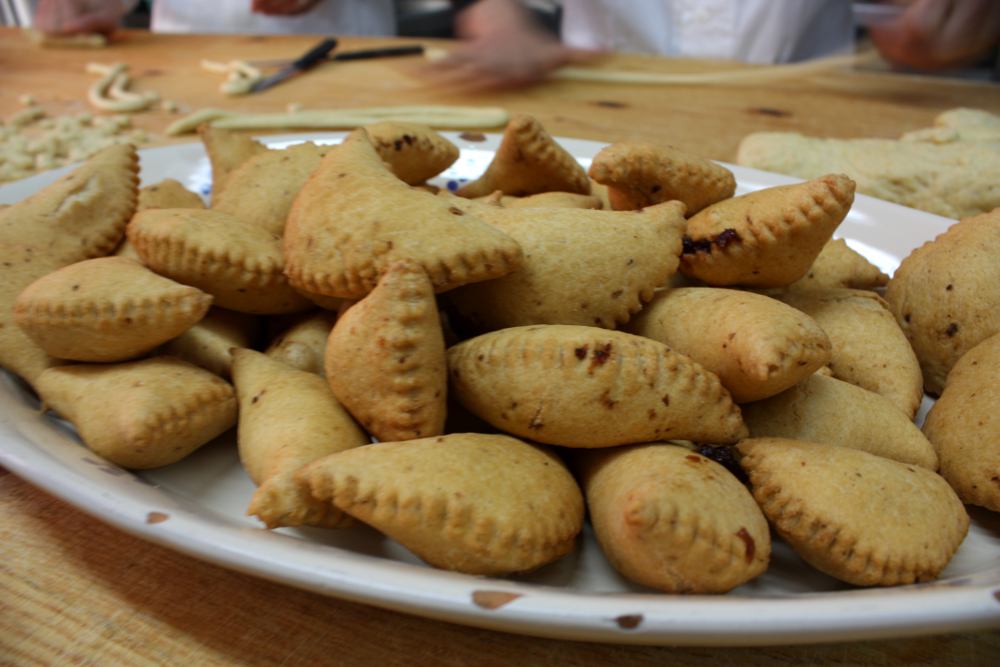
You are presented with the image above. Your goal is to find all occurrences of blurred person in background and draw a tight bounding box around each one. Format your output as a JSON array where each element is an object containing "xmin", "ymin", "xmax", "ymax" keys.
[
  {"xmin": 33, "ymin": 0, "xmax": 1000, "ymax": 87},
  {"xmin": 33, "ymin": 0, "xmax": 395, "ymax": 35}
]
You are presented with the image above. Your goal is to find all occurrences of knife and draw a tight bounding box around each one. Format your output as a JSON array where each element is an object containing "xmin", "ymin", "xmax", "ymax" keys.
[
  {"xmin": 248, "ymin": 44, "xmax": 425, "ymax": 69},
  {"xmin": 249, "ymin": 37, "xmax": 339, "ymax": 94}
]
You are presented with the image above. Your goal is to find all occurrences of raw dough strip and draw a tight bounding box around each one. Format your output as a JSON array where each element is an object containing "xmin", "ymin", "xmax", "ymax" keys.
[
  {"xmin": 200, "ymin": 59, "xmax": 264, "ymax": 96},
  {"xmin": 86, "ymin": 62, "xmax": 160, "ymax": 112},
  {"xmin": 425, "ymin": 47, "xmax": 879, "ymax": 86},
  {"xmin": 166, "ymin": 105, "xmax": 509, "ymax": 135}
]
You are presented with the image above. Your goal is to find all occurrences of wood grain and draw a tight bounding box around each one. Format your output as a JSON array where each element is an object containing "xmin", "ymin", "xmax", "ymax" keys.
[{"xmin": 2, "ymin": 27, "xmax": 1000, "ymax": 665}]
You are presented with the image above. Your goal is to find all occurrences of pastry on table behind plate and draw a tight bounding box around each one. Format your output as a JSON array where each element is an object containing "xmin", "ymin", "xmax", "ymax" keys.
[{"xmin": 737, "ymin": 108, "xmax": 1000, "ymax": 218}]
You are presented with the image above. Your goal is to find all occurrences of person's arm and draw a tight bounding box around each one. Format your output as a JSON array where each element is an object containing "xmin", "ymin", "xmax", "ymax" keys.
[
  {"xmin": 251, "ymin": 0, "xmax": 324, "ymax": 16},
  {"xmin": 33, "ymin": 0, "xmax": 138, "ymax": 36},
  {"xmin": 436, "ymin": 0, "xmax": 596, "ymax": 88},
  {"xmin": 869, "ymin": 0, "xmax": 1000, "ymax": 70}
]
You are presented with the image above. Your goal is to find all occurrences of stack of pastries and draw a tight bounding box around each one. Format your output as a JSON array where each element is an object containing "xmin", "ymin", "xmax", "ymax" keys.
[{"xmin": 2, "ymin": 114, "xmax": 996, "ymax": 594}]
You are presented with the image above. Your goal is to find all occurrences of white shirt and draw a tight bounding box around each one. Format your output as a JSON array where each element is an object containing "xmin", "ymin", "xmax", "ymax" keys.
[
  {"xmin": 151, "ymin": 0, "xmax": 396, "ymax": 35},
  {"xmin": 561, "ymin": 0, "xmax": 856, "ymax": 64}
]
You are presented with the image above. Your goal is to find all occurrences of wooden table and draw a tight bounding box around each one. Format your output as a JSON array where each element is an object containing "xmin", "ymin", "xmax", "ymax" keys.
[{"xmin": 2, "ymin": 28, "xmax": 999, "ymax": 665}]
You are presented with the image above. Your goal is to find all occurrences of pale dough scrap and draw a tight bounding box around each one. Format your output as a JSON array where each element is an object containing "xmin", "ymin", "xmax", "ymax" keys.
[{"xmin": 737, "ymin": 109, "xmax": 1000, "ymax": 218}]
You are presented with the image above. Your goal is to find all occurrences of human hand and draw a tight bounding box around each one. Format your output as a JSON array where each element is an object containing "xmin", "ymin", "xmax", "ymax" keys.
[
  {"xmin": 33, "ymin": 0, "xmax": 129, "ymax": 35},
  {"xmin": 869, "ymin": 0, "xmax": 1000, "ymax": 70},
  {"xmin": 251, "ymin": 0, "xmax": 324, "ymax": 16},
  {"xmin": 431, "ymin": 0, "xmax": 598, "ymax": 89}
]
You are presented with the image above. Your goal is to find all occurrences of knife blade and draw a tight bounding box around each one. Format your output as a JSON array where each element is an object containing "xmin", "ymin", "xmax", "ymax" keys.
[
  {"xmin": 248, "ymin": 45, "xmax": 425, "ymax": 69},
  {"xmin": 249, "ymin": 37, "xmax": 339, "ymax": 94}
]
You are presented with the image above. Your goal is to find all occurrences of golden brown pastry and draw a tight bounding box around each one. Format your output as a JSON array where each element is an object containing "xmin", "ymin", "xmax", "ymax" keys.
[
  {"xmin": 298, "ymin": 433, "xmax": 584, "ymax": 575},
  {"xmin": 364, "ymin": 121, "xmax": 460, "ymax": 185},
  {"xmin": 212, "ymin": 141, "xmax": 331, "ymax": 236},
  {"xmin": 197, "ymin": 124, "xmax": 266, "ymax": 201},
  {"xmin": 232, "ymin": 348, "xmax": 368, "ymax": 529},
  {"xmin": 773, "ymin": 288, "xmax": 923, "ymax": 418},
  {"xmin": 283, "ymin": 129, "xmax": 523, "ymax": 299},
  {"xmin": 13, "ymin": 256, "xmax": 212, "ymax": 362},
  {"xmin": 789, "ymin": 238, "xmax": 888, "ymax": 291},
  {"xmin": 325, "ymin": 260, "xmax": 447, "ymax": 441},
  {"xmin": 576, "ymin": 443, "xmax": 769, "ymax": 593},
  {"xmin": 447, "ymin": 200, "xmax": 686, "ymax": 330},
  {"xmin": 680, "ymin": 174, "xmax": 855, "ymax": 287},
  {"xmin": 627, "ymin": 287, "xmax": 831, "ymax": 403},
  {"xmin": 588, "ymin": 141, "xmax": 735, "ymax": 214},
  {"xmin": 448, "ymin": 325, "xmax": 747, "ymax": 447},
  {"xmin": 456, "ymin": 114, "xmax": 590, "ymax": 198},
  {"xmin": 741, "ymin": 373, "xmax": 937, "ymax": 469},
  {"xmin": 923, "ymin": 332, "xmax": 1000, "ymax": 511},
  {"xmin": 265, "ymin": 310, "xmax": 338, "ymax": 376},
  {"xmin": 738, "ymin": 437, "xmax": 968, "ymax": 586},
  {"xmin": 128, "ymin": 208, "xmax": 313, "ymax": 315},
  {"xmin": 885, "ymin": 208, "xmax": 1000, "ymax": 395},
  {"xmin": 160, "ymin": 307, "xmax": 259, "ymax": 378},
  {"xmin": 35, "ymin": 356, "xmax": 237, "ymax": 469},
  {"xmin": 0, "ymin": 143, "xmax": 138, "ymax": 386}
]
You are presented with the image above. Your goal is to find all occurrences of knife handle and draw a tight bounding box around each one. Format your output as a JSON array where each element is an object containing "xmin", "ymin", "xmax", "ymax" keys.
[
  {"xmin": 332, "ymin": 45, "xmax": 425, "ymax": 61},
  {"xmin": 293, "ymin": 37, "xmax": 339, "ymax": 69}
]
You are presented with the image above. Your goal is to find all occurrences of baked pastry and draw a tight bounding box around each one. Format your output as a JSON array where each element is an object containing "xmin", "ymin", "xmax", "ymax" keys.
[
  {"xmin": 137, "ymin": 178, "xmax": 205, "ymax": 211},
  {"xmin": 160, "ymin": 307, "xmax": 259, "ymax": 379},
  {"xmin": 741, "ymin": 373, "xmax": 937, "ymax": 469},
  {"xmin": 448, "ymin": 324, "xmax": 747, "ymax": 447},
  {"xmin": 364, "ymin": 121, "xmax": 460, "ymax": 185},
  {"xmin": 35, "ymin": 356, "xmax": 237, "ymax": 469},
  {"xmin": 456, "ymin": 114, "xmax": 590, "ymax": 198},
  {"xmin": 922, "ymin": 332, "xmax": 1000, "ymax": 511},
  {"xmin": 885, "ymin": 208, "xmax": 1000, "ymax": 395},
  {"xmin": 325, "ymin": 260, "xmax": 447, "ymax": 441},
  {"xmin": 588, "ymin": 141, "xmax": 735, "ymax": 214},
  {"xmin": 627, "ymin": 287, "xmax": 831, "ymax": 403},
  {"xmin": 265, "ymin": 310, "xmax": 338, "ymax": 376},
  {"xmin": 447, "ymin": 200, "xmax": 686, "ymax": 330},
  {"xmin": 232, "ymin": 348, "xmax": 368, "ymax": 528},
  {"xmin": 679, "ymin": 174, "xmax": 855, "ymax": 287},
  {"xmin": 298, "ymin": 432, "xmax": 584, "ymax": 575},
  {"xmin": 0, "ymin": 143, "xmax": 138, "ymax": 386},
  {"xmin": 773, "ymin": 288, "xmax": 923, "ymax": 417},
  {"xmin": 576, "ymin": 443, "xmax": 769, "ymax": 593},
  {"xmin": 788, "ymin": 238, "xmax": 888, "ymax": 291},
  {"xmin": 212, "ymin": 141, "xmax": 331, "ymax": 236},
  {"xmin": 13, "ymin": 256, "xmax": 212, "ymax": 362},
  {"xmin": 283, "ymin": 129, "xmax": 523, "ymax": 299},
  {"xmin": 197, "ymin": 124, "xmax": 266, "ymax": 201},
  {"xmin": 738, "ymin": 437, "xmax": 968, "ymax": 586},
  {"xmin": 128, "ymin": 208, "xmax": 313, "ymax": 315}
]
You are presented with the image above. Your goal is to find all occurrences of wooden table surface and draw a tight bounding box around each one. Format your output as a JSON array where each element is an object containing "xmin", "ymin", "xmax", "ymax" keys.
[{"xmin": 2, "ymin": 28, "xmax": 999, "ymax": 665}]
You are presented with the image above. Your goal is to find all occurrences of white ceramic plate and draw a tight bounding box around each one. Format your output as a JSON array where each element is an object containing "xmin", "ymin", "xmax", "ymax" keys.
[{"xmin": 2, "ymin": 133, "xmax": 999, "ymax": 647}]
